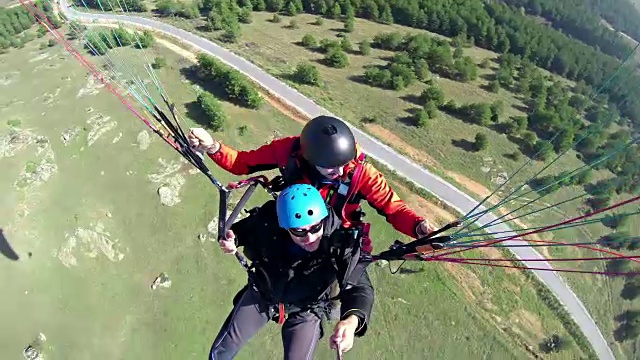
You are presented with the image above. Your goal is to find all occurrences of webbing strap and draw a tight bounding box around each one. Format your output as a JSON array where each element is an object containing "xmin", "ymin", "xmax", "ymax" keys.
[{"xmin": 278, "ymin": 303, "xmax": 286, "ymax": 325}]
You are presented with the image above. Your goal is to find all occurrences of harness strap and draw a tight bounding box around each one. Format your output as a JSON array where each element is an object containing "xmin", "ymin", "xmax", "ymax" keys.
[{"xmin": 278, "ymin": 303, "xmax": 286, "ymax": 325}]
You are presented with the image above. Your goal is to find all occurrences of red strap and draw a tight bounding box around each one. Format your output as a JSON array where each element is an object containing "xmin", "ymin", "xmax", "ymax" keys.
[
  {"xmin": 342, "ymin": 153, "xmax": 367, "ymax": 220},
  {"xmin": 278, "ymin": 303, "xmax": 286, "ymax": 325}
]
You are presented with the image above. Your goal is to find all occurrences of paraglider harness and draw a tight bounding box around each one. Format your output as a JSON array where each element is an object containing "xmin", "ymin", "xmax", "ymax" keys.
[{"xmin": 229, "ymin": 211, "xmax": 368, "ymax": 327}]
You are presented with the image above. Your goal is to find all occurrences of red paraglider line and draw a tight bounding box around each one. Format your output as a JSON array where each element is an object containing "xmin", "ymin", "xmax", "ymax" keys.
[
  {"xmin": 442, "ymin": 238, "xmax": 640, "ymax": 265},
  {"xmin": 19, "ymin": 0, "xmax": 180, "ymax": 150},
  {"xmin": 431, "ymin": 195, "xmax": 640, "ymax": 259},
  {"xmin": 435, "ymin": 258, "xmax": 638, "ymax": 277},
  {"xmin": 435, "ymin": 255, "xmax": 640, "ymax": 262}
]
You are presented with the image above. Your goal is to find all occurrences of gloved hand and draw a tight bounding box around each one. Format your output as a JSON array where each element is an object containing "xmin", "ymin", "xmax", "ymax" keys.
[{"xmin": 188, "ymin": 128, "xmax": 220, "ymax": 154}]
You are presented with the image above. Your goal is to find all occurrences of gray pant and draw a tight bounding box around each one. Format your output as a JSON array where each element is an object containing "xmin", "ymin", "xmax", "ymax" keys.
[{"xmin": 209, "ymin": 286, "xmax": 323, "ymax": 360}]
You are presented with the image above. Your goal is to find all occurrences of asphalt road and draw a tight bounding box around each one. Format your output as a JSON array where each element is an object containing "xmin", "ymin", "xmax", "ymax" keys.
[{"xmin": 55, "ymin": 2, "xmax": 615, "ymax": 358}]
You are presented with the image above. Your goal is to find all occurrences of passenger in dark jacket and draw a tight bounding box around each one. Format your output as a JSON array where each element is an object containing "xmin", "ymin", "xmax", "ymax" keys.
[{"xmin": 209, "ymin": 184, "xmax": 374, "ymax": 360}]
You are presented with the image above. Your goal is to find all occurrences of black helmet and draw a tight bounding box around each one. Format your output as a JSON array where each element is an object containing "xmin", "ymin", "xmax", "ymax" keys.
[{"xmin": 300, "ymin": 115, "xmax": 356, "ymax": 168}]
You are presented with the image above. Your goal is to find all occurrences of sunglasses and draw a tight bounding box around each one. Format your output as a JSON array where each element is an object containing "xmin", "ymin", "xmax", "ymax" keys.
[{"xmin": 288, "ymin": 222, "xmax": 323, "ymax": 237}]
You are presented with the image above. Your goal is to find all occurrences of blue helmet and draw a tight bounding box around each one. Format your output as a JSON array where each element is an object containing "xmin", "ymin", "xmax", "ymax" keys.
[{"xmin": 276, "ymin": 184, "xmax": 329, "ymax": 229}]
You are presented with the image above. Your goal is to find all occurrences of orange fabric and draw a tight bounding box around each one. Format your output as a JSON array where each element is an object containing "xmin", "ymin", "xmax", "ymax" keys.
[{"xmin": 208, "ymin": 137, "xmax": 425, "ymax": 239}]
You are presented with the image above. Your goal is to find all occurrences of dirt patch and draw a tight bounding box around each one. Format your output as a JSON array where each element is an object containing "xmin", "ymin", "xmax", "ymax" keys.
[
  {"xmin": 156, "ymin": 37, "xmax": 198, "ymax": 62},
  {"xmin": 478, "ymin": 246, "xmax": 519, "ymax": 275},
  {"xmin": 259, "ymin": 87, "xmax": 310, "ymax": 125},
  {"xmin": 445, "ymin": 170, "xmax": 498, "ymax": 204},
  {"xmin": 365, "ymin": 123, "xmax": 439, "ymax": 168},
  {"xmin": 510, "ymin": 309, "xmax": 545, "ymax": 343},
  {"xmin": 443, "ymin": 261, "xmax": 483, "ymax": 301}
]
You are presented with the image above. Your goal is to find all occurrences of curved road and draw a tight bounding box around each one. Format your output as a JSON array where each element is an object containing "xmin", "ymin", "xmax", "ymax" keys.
[{"xmin": 57, "ymin": 1, "xmax": 614, "ymax": 358}]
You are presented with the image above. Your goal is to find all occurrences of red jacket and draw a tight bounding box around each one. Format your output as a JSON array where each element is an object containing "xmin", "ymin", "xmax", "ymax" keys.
[{"xmin": 209, "ymin": 136, "xmax": 425, "ymax": 239}]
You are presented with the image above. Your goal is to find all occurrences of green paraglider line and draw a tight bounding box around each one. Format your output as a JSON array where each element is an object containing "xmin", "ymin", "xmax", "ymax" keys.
[{"xmin": 458, "ymin": 42, "xmax": 640, "ymax": 229}]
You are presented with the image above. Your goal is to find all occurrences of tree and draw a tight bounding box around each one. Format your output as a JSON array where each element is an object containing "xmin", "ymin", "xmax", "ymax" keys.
[
  {"xmin": 414, "ymin": 109, "xmax": 428, "ymax": 128},
  {"xmin": 587, "ymin": 195, "xmax": 611, "ymax": 211},
  {"xmin": 601, "ymin": 212, "xmax": 630, "ymax": 230},
  {"xmin": 239, "ymin": 6, "xmax": 253, "ymax": 23},
  {"xmin": 197, "ymin": 92, "xmax": 226, "ymax": 131},
  {"xmin": 469, "ymin": 103, "xmax": 492, "ymax": 126},
  {"xmin": 340, "ymin": 36, "xmax": 352, "ymax": 52},
  {"xmin": 424, "ymin": 101, "xmax": 438, "ymax": 119},
  {"xmin": 522, "ymin": 131, "xmax": 537, "ymax": 148},
  {"xmin": 330, "ymin": 2, "xmax": 341, "ymax": 19},
  {"xmin": 420, "ymin": 86, "xmax": 445, "ymax": 107},
  {"xmin": 474, "ymin": 133, "xmax": 488, "ymax": 151},
  {"xmin": 265, "ymin": 0, "xmax": 283, "ymax": 12},
  {"xmin": 615, "ymin": 310, "xmax": 640, "ymax": 343},
  {"xmin": 533, "ymin": 140, "xmax": 554, "ymax": 161},
  {"xmin": 572, "ymin": 169, "xmax": 592, "ymax": 186},
  {"xmin": 414, "ymin": 59, "xmax": 430, "ymax": 81},
  {"xmin": 539, "ymin": 334, "xmax": 570, "ymax": 354},
  {"xmin": 488, "ymin": 80, "xmax": 500, "ymax": 93},
  {"xmin": 622, "ymin": 277, "xmax": 640, "ymax": 301},
  {"xmin": 490, "ymin": 100, "xmax": 503, "ymax": 122},
  {"xmin": 135, "ymin": 30, "xmax": 154, "ymax": 49},
  {"xmin": 301, "ymin": 34, "xmax": 317, "ymax": 48},
  {"xmin": 598, "ymin": 232, "xmax": 630, "ymax": 251},
  {"xmin": 319, "ymin": 39, "xmax": 341, "ymax": 53},
  {"xmin": 607, "ymin": 259, "xmax": 631, "ymax": 274},
  {"xmin": 292, "ymin": 62, "xmax": 321, "ymax": 86},
  {"xmin": 286, "ymin": 1, "xmax": 298, "ymax": 16},
  {"xmin": 324, "ymin": 50, "xmax": 349, "ymax": 68},
  {"xmin": 221, "ymin": 23, "xmax": 241, "ymax": 43},
  {"xmin": 288, "ymin": 19, "xmax": 299, "ymax": 29},
  {"xmin": 271, "ymin": 13, "xmax": 281, "ymax": 23},
  {"xmin": 379, "ymin": 3, "xmax": 393, "ymax": 24},
  {"xmin": 344, "ymin": 17, "xmax": 354, "ymax": 33},
  {"xmin": 113, "ymin": 26, "xmax": 133, "ymax": 47},
  {"xmin": 156, "ymin": 0, "xmax": 179, "ymax": 15},
  {"xmin": 359, "ymin": 39, "xmax": 371, "ymax": 55},
  {"xmin": 152, "ymin": 56, "xmax": 167, "ymax": 69}
]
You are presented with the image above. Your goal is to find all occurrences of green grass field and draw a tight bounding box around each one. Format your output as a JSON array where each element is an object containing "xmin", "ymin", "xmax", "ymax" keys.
[{"xmin": 0, "ymin": 28, "xmax": 592, "ymax": 359}]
